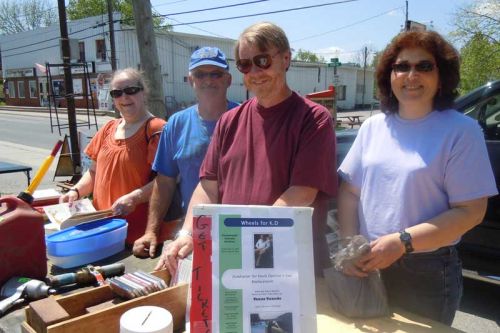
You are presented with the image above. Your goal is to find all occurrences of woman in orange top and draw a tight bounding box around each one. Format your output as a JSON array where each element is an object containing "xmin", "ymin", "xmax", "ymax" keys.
[{"xmin": 60, "ymin": 68, "xmax": 166, "ymax": 245}]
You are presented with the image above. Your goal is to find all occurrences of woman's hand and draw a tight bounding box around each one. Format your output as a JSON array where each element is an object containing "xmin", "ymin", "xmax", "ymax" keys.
[
  {"xmin": 357, "ymin": 233, "xmax": 404, "ymax": 272},
  {"xmin": 340, "ymin": 260, "xmax": 369, "ymax": 278},
  {"xmin": 59, "ymin": 190, "xmax": 79, "ymax": 205},
  {"xmin": 111, "ymin": 189, "xmax": 143, "ymax": 216}
]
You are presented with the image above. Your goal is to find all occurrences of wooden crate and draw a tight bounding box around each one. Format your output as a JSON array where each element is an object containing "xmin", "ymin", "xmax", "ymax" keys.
[{"xmin": 22, "ymin": 269, "xmax": 187, "ymax": 333}]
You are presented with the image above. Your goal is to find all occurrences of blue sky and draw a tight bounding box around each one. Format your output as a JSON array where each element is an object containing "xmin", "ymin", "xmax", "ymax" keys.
[{"xmin": 150, "ymin": 0, "xmax": 475, "ymax": 63}]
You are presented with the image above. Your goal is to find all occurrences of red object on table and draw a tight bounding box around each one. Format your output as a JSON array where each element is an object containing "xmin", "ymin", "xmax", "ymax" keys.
[
  {"xmin": 0, "ymin": 196, "xmax": 47, "ymax": 286},
  {"xmin": 191, "ymin": 216, "xmax": 213, "ymax": 333}
]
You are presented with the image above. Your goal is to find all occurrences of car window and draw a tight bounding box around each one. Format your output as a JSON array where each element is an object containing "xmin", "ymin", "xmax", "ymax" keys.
[{"xmin": 464, "ymin": 92, "xmax": 500, "ymax": 141}]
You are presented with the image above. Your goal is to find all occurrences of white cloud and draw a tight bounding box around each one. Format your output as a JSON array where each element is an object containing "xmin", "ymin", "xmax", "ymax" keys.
[
  {"xmin": 312, "ymin": 46, "xmax": 347, "ymax": 63},
  {"xmin": 387, "ymin": 9, "xmax": 401, "ymax": 17}
]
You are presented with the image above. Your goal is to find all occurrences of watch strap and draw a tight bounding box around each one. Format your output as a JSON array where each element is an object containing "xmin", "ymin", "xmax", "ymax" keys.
[
  {"xmin": 175, "ymin": 229, "xmax": 192, "ymax": 240},
  {"xmin": 399, "ymin": 230, "xmax": 414, "ymax": 253}
]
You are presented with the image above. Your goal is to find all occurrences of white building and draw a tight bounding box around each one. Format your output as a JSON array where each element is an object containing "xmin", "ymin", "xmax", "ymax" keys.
[{"xmin": 0, "ymin": 14, "xmax": 375, "ymax": 113}]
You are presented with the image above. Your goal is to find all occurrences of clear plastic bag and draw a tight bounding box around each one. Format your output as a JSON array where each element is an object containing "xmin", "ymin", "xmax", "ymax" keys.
[{"xmin": 324, "ymin": 235, "xmax": 390, "ymax": 318}]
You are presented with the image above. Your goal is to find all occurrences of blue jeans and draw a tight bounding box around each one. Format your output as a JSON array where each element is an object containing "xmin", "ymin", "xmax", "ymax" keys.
[{"xmin": 380, "ymin": 246, "xmax": 463, "ymax": 325}]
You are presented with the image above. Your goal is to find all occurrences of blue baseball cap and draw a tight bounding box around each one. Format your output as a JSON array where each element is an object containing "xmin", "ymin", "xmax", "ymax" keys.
[{"xmin": 189, "ymin": 46, "xmax": 229, "ymax": 71}]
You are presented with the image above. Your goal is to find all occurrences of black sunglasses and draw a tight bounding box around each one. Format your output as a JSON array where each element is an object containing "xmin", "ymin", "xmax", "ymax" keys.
[
  {"xmin": 192, "ymin": 71, "xmax": 225, "ymax": 80},
  {"xmin": 236, "ymin": 52, "xmax": 280, "ymax": 74},
  {"xmin": 392, "ymin": 60, "xmax": 435, "ymax": 73},
  {"xmin": 109, "ymin": 86, "xmax": 143, "ymax": 98}
]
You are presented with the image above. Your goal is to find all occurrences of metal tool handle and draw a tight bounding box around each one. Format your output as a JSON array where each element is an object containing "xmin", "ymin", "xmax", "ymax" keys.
[
  {"xmin": 0, "ymin": 289, "xmax": 24, "ymax": 317},
  {"xmin": 100, "ymin": 263, "xmax": 125, "ymax": 278},
  {"xmin": 46, "ymin": 273, "xmax": 77, "ymax": 288}
]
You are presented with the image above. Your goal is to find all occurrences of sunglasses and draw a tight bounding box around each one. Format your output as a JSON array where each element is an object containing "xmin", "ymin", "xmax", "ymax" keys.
[
  {"xmin": 392, "ymin": 60, "xmax": 435, "ymax": 73},
  {"xmin": 109, "ymin": 86, "xmax": 143, "ymax": 98},
  {"xmin": 192, "ymin": 71, "xmax": 225, "ymax": 80},
  {"xmin": 236, "ymin": 52, "xmax": 280, "ymax": 74}
]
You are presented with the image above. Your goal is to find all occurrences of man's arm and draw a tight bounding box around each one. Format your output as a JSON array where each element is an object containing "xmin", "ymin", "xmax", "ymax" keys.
[
  {"xmin": 273, "ymin": 185, "xmax": 318, "ymax": 207},
  {"xmin": 133, "ymin": 174, "xmax": 177, "ymax": 257},
  {"xmin": 155, "ymin": 179, "xmax": 218, "ymax": 274}
]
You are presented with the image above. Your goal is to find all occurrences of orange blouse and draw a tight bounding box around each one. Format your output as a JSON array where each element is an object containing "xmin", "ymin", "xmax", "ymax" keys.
[{"xmin": 85, "ymin": 117, "xmax": 165, "ymax": 244}]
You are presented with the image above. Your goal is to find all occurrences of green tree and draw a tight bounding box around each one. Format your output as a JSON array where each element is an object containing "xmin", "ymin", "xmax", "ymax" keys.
[
  {"xmin": 450, "ymin": 0, "xmax": 499, "ymax": 93},
  {"xmin": 0, "ymin": 0, "xmax": 57, "ymax": 34},
  {"xmin": 293, "ymin": 49, "xmax": 325, "ymax": 63},
  {"xmin": 459, "ymin": 33, "xmax": 499, "ymax": 93},
  {"xmin": 67, "ymin": 0, "xmax": 170, "ymax": 30}
]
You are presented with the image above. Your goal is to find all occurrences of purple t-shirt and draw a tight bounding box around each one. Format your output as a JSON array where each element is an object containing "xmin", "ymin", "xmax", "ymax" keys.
[
  {"xmin": 339, "ymin": 110, "xmax": 498, "ymax": 243},
  {"xmin": 201, "ymin": 92, "xmax": 337, "ymax": 271}
]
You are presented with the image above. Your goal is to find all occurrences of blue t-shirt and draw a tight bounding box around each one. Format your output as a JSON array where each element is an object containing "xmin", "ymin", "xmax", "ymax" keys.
[
  {"xmin": 338, "ymin": 110, "xmax": 498, "ymax": 244},
  {"xmin": 153, "ymin": 101, "xmax": 239, "ymax": 211}
]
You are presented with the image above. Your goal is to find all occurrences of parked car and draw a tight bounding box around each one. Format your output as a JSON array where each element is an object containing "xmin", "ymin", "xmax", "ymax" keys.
[
  {"xmin": 333, "ymin": 80, "xmax": 500, "ymax": 282},
  {"xmin": 454, "ymin": 80, "xmax": 500, "ymax": 281}
]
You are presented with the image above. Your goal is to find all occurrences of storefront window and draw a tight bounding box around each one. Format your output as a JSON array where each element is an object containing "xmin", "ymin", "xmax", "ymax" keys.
[
  {"xmin": 29, "ymin": 81, "xmax": 37, "ymax": 98},
  {"xmin": 8, "ymin": 81, "xmax": 15, "ymax": 98},
  {"xmin": 18, "ymin": 81, "xmax": 25, "ymax": 99}
]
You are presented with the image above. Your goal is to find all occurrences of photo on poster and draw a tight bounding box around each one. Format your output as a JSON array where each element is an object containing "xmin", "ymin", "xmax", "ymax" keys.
[
  {"xmin": 250, "ymin": 312, "xmax": 293, "ymax": 333},
  {"xmin": 254, "ymin": 233, "xmax": 274, "ymax": 269}
]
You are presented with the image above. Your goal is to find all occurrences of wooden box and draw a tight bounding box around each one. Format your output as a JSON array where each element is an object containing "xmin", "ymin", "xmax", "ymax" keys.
[{"xmin": 21, "ymin": 269, "xmax": 187, "ymax": 333}]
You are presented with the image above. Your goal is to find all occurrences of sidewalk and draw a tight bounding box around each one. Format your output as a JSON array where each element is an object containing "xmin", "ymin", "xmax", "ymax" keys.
[
  {"xmin": 0, "ymin": 109, "xmax": 113, "ymax": 195},
  {"xmin": 0, "ymin": 140, "xmax": 58, "ymax": 196},
  {"xmin": 0, "ymin": 105, "xmax": 117, "ymax": 117}
]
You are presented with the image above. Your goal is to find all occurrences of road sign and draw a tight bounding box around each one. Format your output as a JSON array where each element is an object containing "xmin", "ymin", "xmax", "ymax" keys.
[{"xmin": 328, "ymin": 58, "xmax": 341, "ymax": 67}]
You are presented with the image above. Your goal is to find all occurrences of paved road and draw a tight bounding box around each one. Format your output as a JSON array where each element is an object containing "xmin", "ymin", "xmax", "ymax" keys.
[
  {"xmin": 0, "ymin": 110, "xmax": 499, "ymax": 332},
  {"xmin": 0, "ymin": 110, "xmax": 112, "ymax": 195}
]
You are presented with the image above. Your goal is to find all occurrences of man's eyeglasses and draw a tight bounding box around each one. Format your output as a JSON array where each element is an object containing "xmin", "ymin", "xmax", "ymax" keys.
[
  {"xmin": 192, "ymin": 71, "xmax": 225, "ymax": 80},
  {"xmin": 109, "ymin": 86, "xmax": 143, "ymax": 98},
  {"xmin": 236, "ymin": 52, "xmax": 280, "ymax": 74},
  {"xmin": 392, "ymin": 60, "xmax": 435, "ymax": 74}
]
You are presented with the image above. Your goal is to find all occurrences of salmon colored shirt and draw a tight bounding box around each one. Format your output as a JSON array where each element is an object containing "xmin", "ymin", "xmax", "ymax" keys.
[{"xmin": 85, "ymin": 117, "xmax": 165, "ymax": 244}]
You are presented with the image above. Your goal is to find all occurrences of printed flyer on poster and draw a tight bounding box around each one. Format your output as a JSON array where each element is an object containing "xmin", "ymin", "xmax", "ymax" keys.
[{"xmin": 190, "ymin": 204, "xmax": 317, "ymax": 333}]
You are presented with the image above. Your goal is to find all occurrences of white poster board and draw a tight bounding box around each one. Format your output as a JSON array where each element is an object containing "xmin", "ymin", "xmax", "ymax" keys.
[{"xmin": 191, "ymin": 204, "xmax": 317, "ymax": 333}]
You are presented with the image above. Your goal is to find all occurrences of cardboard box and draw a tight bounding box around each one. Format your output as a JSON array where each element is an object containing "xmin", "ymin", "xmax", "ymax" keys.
[{"xmin": 22, "ymin": 269, "xmax": 187, "ymax": 333}]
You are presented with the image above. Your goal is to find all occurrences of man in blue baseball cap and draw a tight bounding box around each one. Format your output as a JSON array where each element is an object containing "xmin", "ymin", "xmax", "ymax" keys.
[{"xmin": 133, "ymin": 46, "xmax": 238, "ymax": 257}]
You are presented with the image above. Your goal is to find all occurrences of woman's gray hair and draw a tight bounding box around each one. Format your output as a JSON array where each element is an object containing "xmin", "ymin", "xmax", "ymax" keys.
[{"xmin": 110, "ymin": 68, "xmax": 150, "ymax": 97}]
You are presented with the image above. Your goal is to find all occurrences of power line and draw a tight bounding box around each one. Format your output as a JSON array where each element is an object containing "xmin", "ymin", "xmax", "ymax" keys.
[
  {"xmin": 1, "ymin": 22, "xmax": 107, "ymax": 53},
  {"xmin": 167, "ymin": 0, "xmax": 359, "ymax": 26},
  {"xmin": 292, "ymin": 6, "xmax": 404, "ymax": 43},
  {"xmin": 2, "ymin": 0, "xmax": 361, "ymax": 57},
  {"xmin": 165, "ymin": 17, "xmax": 230, "ymax": 39},
  {"xmin": 3, "ymin": 1, "xmax": 267, "ymax": 53},
  {"xmin": 120, "ymin": 0, "xmax": 271, "ymax": 25},
  {"xmin": 159, "ymin": 0, "xmax": 270, "ymax": 17},
  {"xmin": 153, "ymin": 0, "xmax": 189, "ymax": 8}
]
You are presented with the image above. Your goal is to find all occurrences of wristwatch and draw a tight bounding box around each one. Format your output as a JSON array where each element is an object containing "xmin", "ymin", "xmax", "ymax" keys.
[
  {"xmin": 175, "ymin": 229, "xmax": 192, "ymax": 240},
  {"xmin": 399, "ymin": 230, "xmax": 414, "ymax": 253}
]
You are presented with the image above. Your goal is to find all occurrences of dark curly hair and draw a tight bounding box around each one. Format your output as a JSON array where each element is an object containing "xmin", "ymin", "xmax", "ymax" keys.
[{"xmin": 376, "ymin": 30, "xmax": 460, "ymax": 114}]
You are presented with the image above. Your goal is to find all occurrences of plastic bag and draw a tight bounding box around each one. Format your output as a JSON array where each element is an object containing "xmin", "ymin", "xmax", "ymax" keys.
[{"xmin": 324, "ymin": 235, "xmax": 389, "ymax": 318}]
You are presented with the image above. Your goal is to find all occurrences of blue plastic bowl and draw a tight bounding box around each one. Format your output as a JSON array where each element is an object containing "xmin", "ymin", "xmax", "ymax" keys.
[{"xmin": 46, "ymin": 218, "xmax": 128, "ymax": 268}]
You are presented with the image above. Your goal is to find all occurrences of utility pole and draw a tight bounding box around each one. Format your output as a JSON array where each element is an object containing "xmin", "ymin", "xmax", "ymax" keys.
[
  {"xmin": 362, "ymin": 46, "xmax": 367, "ymax": 108},
  {"xmin": 106, "ymin": 0, "xmax": 117, "ymax": 71},
  {"xmin": 106, "ymin": 0, "xmax": 120, "ymax": 118},
  {"xmin": 57, "ymin": 0, "xmax": 81, "ymax": 178},
  {"xmin": 405, "ymin": 0, "xmax": 410, "ymax": 31},
  {"xmin": 132, "ymin": 1, "xmax": 166, "ymax": 118}
]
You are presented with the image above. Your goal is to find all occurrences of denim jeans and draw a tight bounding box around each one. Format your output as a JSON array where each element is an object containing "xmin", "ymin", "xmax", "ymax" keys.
[{"xmin": 380, "ymin": 246, "xmax": 463, "ymax": 325}]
